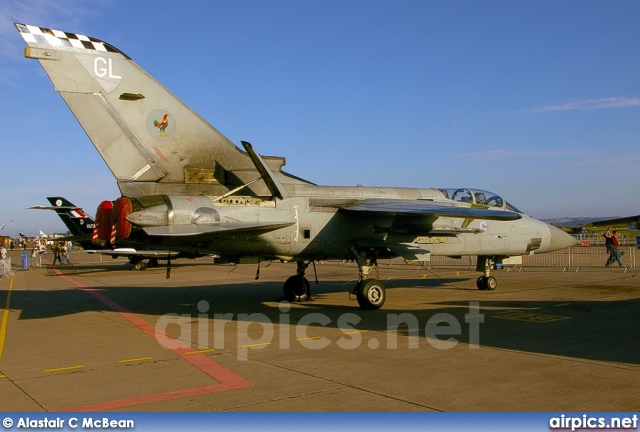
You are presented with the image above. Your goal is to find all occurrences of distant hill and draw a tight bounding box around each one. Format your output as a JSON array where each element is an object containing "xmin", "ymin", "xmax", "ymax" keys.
[{"xmin": 541, "ymin": 217, "xmax": 618, "ymax": 227}]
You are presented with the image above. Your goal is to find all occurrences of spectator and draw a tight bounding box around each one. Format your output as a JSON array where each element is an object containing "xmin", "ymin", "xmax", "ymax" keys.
[
  {"xmin": 605, "ymin": 230, "xmax": 624, "ymax": 267},
  {"xmin": 603, "ymin": 227, "xmax": 613, "ymax": 254},
  {"xmin": 60, "ymin": 244, "xmax": 72, "ymax": 266},
  {"xmin": 52, "ymin": 242, "xmax": 61, "ymax": 266}
]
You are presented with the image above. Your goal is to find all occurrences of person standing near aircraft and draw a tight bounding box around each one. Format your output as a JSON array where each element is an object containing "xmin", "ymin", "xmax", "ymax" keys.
[
  {"xmin": 30, "ymin": 247, "xmax": 38, "ymax": 266},
  {"xmin": 60, "ymin": 243, "xmax": 71, "ymax": 266},
  {"xmin": 0, "ymin": 244, "xmax": 6, "ymax": 276},
  {"xmin": 603, "ymin": 227, "xmax": 613, "ymax": 253},
  {"xmin": 605, "ymin": 230, "xmax": 624, "ymax": 267},
  {"xmin": 52, "ymin": 242, "xmax": 61, "ymax": 266}
]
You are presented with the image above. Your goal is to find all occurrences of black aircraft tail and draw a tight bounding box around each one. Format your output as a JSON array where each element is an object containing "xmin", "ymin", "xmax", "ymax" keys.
[
  {"xmin": 28, "ymin": 197, "xmax": 95, "ymax": 249},
  {"xmin": 45, "ymin": 197, "xmax": 95, "ymax": 237}
]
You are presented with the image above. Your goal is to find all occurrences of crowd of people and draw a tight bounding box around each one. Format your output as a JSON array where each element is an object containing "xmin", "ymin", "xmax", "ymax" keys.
[{"xmin": 0, "ymin": 239, "xmax": 75, "ymax": 270}]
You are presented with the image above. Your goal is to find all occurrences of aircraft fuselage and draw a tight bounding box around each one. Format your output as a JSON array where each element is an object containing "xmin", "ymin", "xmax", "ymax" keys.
[{"xmin": 122, "ymin": 184, "xmax": 563, "ymax": 263}]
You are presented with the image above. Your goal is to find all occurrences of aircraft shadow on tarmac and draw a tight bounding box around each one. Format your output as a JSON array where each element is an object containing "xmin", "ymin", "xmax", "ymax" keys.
[{"xmin": 1, "ymin": 274, "xmax": 638, "ymax": 366}]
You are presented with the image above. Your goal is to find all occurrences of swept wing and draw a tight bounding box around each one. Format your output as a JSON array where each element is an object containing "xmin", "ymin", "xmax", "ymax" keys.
[{"xmin": 328, "ymin": 199, "xmax": 522, "ymax": 221}]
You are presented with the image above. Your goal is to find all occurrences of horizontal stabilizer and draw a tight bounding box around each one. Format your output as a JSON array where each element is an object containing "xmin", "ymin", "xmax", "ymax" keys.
[
  {"xmin": 28, "ymin": 205, "xmax": 82, "ymax": 211},
  {"xmin": 143, "ymin": 221, "xmax": 294, "ymax": 237},
  {"xmin": 338, "ymin": 199, "xmax": 522, "ymax": 221}
]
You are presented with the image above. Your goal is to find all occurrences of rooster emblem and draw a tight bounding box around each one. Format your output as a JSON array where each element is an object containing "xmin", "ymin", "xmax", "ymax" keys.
[{"xmin": 153, "ymin": 113, "xmax": 169, "ymax": 137}]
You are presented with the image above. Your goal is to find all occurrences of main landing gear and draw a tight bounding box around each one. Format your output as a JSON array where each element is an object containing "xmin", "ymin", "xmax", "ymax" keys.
[
  {"xmin": 282, "ymin": 251, "xmax": 387, "ymax": 310},
  {"xmin": 129, "ymin": 257, "xmax": 159, "ymax": 271},
  {"xmin": 282, "ymin": 261, "xmax": 312, "ymax": 302},
  {"xmin": 350, "ymin": 248, "xmax": 386, "ymax": 310},
  {"xmin": 476, "ymin": 256, "xmax": 497, "ymax": 291}
]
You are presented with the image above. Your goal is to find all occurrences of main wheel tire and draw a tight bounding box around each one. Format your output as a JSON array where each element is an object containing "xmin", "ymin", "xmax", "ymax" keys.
[
  {"xmin": 483, "ymin": 276, "xmax": 497, "ymax": 291},
  {"xmin": 477, "ymin": 276, "xmax": 486, "ymax": 290},
  {"xmin": 356, "ymin": 279, "xmax": 386, "ymax": 310},
  {"xmin": 283, "ymin": 275, "xmax": 311, "ymax": 302}
]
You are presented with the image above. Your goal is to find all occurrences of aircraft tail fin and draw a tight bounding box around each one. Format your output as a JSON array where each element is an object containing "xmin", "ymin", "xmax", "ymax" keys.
[
  {"xmin": 16, "ymin": 23, "xmax": 298, "ymax": 197},
  {"xmin": 45, "ymin": 197, "xmax": 95, "ymax": 237}
]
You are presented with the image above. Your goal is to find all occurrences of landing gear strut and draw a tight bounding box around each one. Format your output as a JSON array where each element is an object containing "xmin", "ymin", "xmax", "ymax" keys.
[
  {"xmin": 283, "ymin": 261, "xmax": 312, "ymax": 302},
  {"xmin": 351, "ymin": 248, "xmax": 386, "ymax": 310},
  {"xmin": 476, "ymin": 256, "xmax": 497, "ymax": 291}
]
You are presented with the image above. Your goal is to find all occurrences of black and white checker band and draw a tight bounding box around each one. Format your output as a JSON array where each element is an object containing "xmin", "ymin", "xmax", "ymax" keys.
[{"xmin": 15, "ymin": 23, "xmax": 127, "ymax": 58}]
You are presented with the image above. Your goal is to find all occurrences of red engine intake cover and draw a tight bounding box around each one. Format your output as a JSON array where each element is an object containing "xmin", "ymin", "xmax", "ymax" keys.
[
  {"xmin": 111, "ymin": 197, "xmax": 133, "ymax": 241},
  {"xmin": 94, "ymin": 201, "xmax": 114, "ymax": 246}
]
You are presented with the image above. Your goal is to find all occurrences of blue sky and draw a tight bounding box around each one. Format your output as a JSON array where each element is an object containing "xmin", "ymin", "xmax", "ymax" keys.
[{"xmin": 1, "ymin": 0, "xmax": 639, "ymax": 237}]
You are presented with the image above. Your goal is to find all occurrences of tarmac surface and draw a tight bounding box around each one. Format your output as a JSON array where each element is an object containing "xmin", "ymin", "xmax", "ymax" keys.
[{"xmin": 0, "ymin": 252, "xmax": 638, "ymax": 412}]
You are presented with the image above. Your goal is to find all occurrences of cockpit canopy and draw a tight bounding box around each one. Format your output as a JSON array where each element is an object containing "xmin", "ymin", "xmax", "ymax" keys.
[{"xmin": 438, "ymin": 188, "xmax": 522, "ymax": 213}]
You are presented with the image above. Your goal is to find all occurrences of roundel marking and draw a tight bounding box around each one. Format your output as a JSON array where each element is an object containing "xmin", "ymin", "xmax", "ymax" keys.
[
  {"xmin": 146, "ymin": 110, "xmax": 176, "ymax": 141},
  {"xmin": 55, "ymin": 199, "xmax": 62, "ymax": 206}
]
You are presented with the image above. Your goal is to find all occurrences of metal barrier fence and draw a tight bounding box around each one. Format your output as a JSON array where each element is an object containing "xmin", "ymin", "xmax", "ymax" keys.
[
  {"xmin": 31, "ymin": 251, "xmax": 132, "ymax": 267},
  {"xmin": 515, "ymin": 246, "xmax": 635, "ymax": 270},
  {"xmin": 3, "ymin": 246, "xmax": 638, "ymax": 274},
  {"xmin": 390, "ymin": 245, "xmax": 637, "ymax": 271},
  {"xmin": 576, "ymin": 233, "xmax": 639, "ymax": 247},
  {"xmin": 1, "ymin": 258, "xmax": 15, "ymax": 277}
]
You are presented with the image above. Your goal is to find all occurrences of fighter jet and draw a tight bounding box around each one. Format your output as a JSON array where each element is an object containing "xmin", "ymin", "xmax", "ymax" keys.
[
  {"xmin": 28, "ymin": 197, "xmax": 198, "ymax": 270},
  {"xmin": 590, "ymin": 215, "xmax": 640, "ymax": 232},
  {"xmin": 16, "ymin": 23, "xmax": 576, "ymax": 309}
]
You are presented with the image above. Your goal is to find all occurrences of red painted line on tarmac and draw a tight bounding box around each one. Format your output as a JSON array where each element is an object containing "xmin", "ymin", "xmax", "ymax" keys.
[
  {"xmin": 50, "ymin": 269, "xmax": 253, "ymax": 412},
  {"xmin": 60, "ymin": 382, "xmax": 249, "ymax": 411}
]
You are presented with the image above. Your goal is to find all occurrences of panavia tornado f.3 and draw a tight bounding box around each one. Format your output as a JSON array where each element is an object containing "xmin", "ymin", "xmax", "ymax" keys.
[{"xmin": 16, "ymin": 23, "xmax": 576, "ymax": 309}]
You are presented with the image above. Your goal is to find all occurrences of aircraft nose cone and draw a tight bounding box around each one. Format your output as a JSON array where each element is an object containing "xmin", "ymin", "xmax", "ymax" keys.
[{"xmin": 546, "ymin": 224, "xmax": 578, "ymax": 252}]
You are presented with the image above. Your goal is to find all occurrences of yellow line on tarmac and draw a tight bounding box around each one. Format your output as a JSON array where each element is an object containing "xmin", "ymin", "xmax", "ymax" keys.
[
  {"xmin": 0, "ymin": 278, "xmax": 14, "ymax": 362},
  {"xmin": 242, "ymin": 342, "xmax": 271, "ymax": 348},
  {"xmin": 183, "ymin": 348, "xmax": 215, "ymax": 355},
  {"xmin": 0, "ymin": 374, "xmax": 6, "ymax": 379},
  {"xmin": 43, "ymin": 365, "xmax": 84, "ymax": 373},
  {"xmin": 343, "ymin": 330, "xmax": 369, "ymax": 335},
  {"xmin": 117, "ymin": 356, "xmax": 153, "ymax": 363},
  {"xmin": 295, "ymin": 336, "xmax": 323, "ymax": 341}
]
